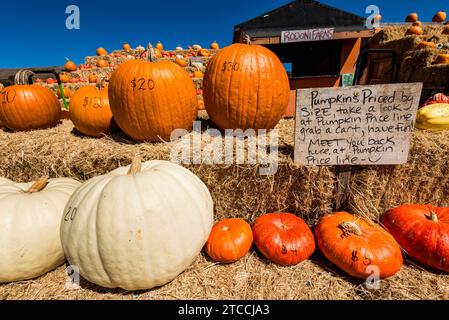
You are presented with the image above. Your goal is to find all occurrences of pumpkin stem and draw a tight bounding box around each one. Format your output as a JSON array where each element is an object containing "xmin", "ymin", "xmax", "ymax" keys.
[
  {"xmin": 428, "ymin": 212, "xmax": 439, "ymax": 222},
  {"xmin": 338, "ymin": 221, "xmax": 362, "ymax": 236},
  {"xmin": 128, "ymin": 157, "xmax": 142, "ymax": 175},
  {"xmin": 26, "ymin": 176, "xmax": 49, "ymax": 193}
]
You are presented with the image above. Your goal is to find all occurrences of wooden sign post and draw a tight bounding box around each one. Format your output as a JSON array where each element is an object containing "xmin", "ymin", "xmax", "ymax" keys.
[{"xmin": 294, "ymin": 83, "xmax": 423, "ymax": 210}]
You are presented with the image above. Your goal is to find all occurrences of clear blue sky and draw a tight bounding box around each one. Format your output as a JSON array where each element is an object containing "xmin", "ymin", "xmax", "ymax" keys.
[{"xmin": 0, "ymin": 0, "xmax": 446, "ymax": 68}]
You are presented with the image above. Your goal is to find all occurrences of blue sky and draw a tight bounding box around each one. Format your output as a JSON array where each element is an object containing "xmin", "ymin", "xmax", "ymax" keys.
[{"xmin": 0, "ymin": 0, "xmax": 445, "ymax": 68}]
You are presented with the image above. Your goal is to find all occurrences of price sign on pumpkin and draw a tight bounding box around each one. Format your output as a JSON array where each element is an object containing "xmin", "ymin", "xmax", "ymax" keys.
[{"xmin": 294, "ymin": 83, "xmax": 423, "ymax": 166}]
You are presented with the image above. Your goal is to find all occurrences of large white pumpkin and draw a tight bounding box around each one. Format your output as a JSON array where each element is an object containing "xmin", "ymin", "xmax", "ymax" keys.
[
  {"xmin": 0, "ymin": 176, "xmax": 81, "ymax": 283},
  {"xmin": 60, "ymin": 159, "xmax": 214, "ymax": 290}
]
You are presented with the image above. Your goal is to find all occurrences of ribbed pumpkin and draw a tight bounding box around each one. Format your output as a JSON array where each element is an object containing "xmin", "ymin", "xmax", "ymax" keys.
[
  {"xmin": 382, "ymin": 205, "xmax": 449, "ymax": 273},
  {"xmin": 108, "ymin": 50, "xmax": 198, "ymax": 142},
  {"xmin": 69, "ymin": 84, "xmax": 113, "ymax": 137},
  {"xmin": 203, "ymin": 43, "xmax": 290, "ymax": 130},
  {"xmin": 0, "ymin": 84, "xmax": 61, "ymax": 131},
  {"xmin": 315, "ymin": 212, "xmax": 403, "ymax": 279}
]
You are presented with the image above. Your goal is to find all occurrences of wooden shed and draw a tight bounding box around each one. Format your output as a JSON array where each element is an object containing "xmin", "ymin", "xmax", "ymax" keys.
[{"xmin": 233, "ymin": 0, "xmax": 374, "ymax": 116}]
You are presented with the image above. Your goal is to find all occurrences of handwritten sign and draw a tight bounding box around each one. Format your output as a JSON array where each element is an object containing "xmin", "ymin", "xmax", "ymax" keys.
[
  {"xmin": 281, "ymin": 28, "xmax": 334, "ymax": 43},
  {"xmin": 294, "ymin": 83, "xmax": 423, "ymax": 166}
]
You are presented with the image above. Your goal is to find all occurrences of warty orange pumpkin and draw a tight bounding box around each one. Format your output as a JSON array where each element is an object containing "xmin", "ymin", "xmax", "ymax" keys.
[
  {"xmin": 69, "ymin": 83, "xmax": 113, "ymax": 137},
  {"xmin": 206, "ymin": 218, "xmax": 253, "ymax": 263},
  {"xmin": 382, "ymin": 204, "xmax": 449, "ymax": 273},
  {"xmin": 203, "ymin": 43, "xmax": 290, "ymax": 130},
  {"xmin": 108, "ymin": 46, "xmax": 198, "ymax": 142},
  {"xmin": 0, "ymin": 84, "xmax": 61, "ymax": 131},
  {"xmin": 252, "ymin": 213, "xmax": 315, "ymax": 266},
  {"xmin": 315, "ymin": 212, "xmax": 403, "ymax": 279}
]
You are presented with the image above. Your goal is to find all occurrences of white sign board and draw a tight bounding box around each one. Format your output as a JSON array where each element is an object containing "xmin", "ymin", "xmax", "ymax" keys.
[
  {"xmin": 281, "ymin": 28, "xmax": 334, "ymax": 43},
  {"xmin": 294, "ymin": 83, "xmax": 423, "ymax": 166}
]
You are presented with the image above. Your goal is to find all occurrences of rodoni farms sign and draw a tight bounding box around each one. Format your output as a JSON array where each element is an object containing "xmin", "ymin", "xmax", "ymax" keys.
[
  {"xmin": 281, "ymin": 28, "xmax": 334, "ymax": 43},
  {"xmin": 294, "ymin": 83, "xmax": 423, "ymax": 166}
]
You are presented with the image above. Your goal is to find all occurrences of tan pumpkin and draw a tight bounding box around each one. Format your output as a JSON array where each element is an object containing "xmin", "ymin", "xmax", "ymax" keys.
[
  {"xmin": 69, "ymin": 84, "xmax": 113, "ymax": 137},
  {"xmin": 203, "ymin": 43, "xmax": 290, "ymax": 130},
  {"xmin": 108, "ymin": 53, "xmax": 198, "ymax": 142},
  {"xmin": 0, "ymin": 84, "xmax": 61, "ymax": 131}
]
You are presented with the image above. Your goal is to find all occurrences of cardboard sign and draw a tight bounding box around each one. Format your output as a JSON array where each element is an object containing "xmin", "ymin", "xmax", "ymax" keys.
[
  {"xmin": 294, "ymin": 83, "xmax": 423, "ymax": 166},
  {"xmin": 281, "ymin": 28, "xmax": 334, "ymax": 43}
]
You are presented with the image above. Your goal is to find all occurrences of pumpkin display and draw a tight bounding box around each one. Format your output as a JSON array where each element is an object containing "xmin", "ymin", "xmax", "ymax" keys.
[
  {"xmin": 108, "ymin": 50, "xmax": 198, "ymax": 142},
  {"xmin": 382, "ymin": 205, "xmax": 449, "ymax": 273},
  {"xmin": 406, "ymin": 13, "xmax": 419, "ymax": 23},
  {"xmin": 203, "ymin": 43, "xmax": 290, "ymax": 130},
  {"xmin": 315, "ymin": 212, "xmax": 403, "ymax": 279},
  {"xmin": 60, "ymin": 158, "xmax": 214, "ymax": 290},
  {"xmin": 210, "ymin": 41, "xmax": 220, "ymax": 50},
  {"xmin": 433, "ymin": 11, "xmax": 447, "ymax": 23},
  {"xmin": 206, "ymin": 218, "xmax": 253, "ymax": 263},
  {"xmin": 96, "ymin": 59, "xmax": 109, "ymax": 68},
  {"xmin": 417, "ymin": 41, "xmax": 436, "ymax": 50},
  {"xmin": 59, "ymin": 73, "xmax": 70, "ymax": 83},
  {"xmin": 406, "ymin": 25, "xmax": 424, "ymax": 36},
  {"xmin": 69, "ymin": 84, "xmax": 113, "ymax": 137},
  {"xmin": 0, "ymin": 84, "xmax": 61, "ymax": 131},
  {"xmin": 434, "ymin": 53, "xmax": 449, "ymax": 65},
  {"xmin": 252, "ymin": 213, "xmax": 315, "ymax": 266},
  {"xmin": 123, "ymin": 43, "xmax": 131, "ymax": 52},
  {"xmin": 57, "ymin": 87, "xmax": 73, "ymax": 99},
  {"xmin": 65, "ymin": 59, "xmax": 77, "ymax": 72},
  {"xmin": 416, "ymin": 103, "xmax": 449, "ymax": 130},
  {"xmin": 97, "ymin": 47, "xmax": 108, "ymax": 56},
  {"xmin": 156, "ymin": 41, "xmax": 164, "ymax": 51},
  {"xmin": 88, "ymin": 74, "xmax": 98, "ymax": 83},
  {"xmin": 0, "ymin": 176, "xmax": 81, "ymax": 283}
]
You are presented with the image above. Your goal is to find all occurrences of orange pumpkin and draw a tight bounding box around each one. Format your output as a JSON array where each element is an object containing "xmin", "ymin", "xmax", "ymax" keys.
[
  {"xmin": 65, "ymin": 59, "xmax": 77, "ymax": 72},
  {"xmin": 434, "ymin": 53, "xmax": 449, "ymax": 65},
  {"xmin": 59, "ymin": 73, "xmax": 70, "ymax": 83},
  {"xmin": 154, "ymin": 49, "xmax": 163, "ymax": 59},
  {"xmin": 433, "ymin": 11, "xmax": 447, "ymax": 23},
  {"xmin": 406, "ymin": 25, "xmax": 424, "ymax": 36},
  {"xmin": 193, "ymin": 70, "xmax": 204, "ymax": 78},
  {"xmin": 252, "ymin": 213, "xmax": 315, "ymax": 266},
  {"xmin": 198, "ymin": 99, "xmax": 205, "ymax": 110},
  {"xmin": 88, "ymin": 74, "xmax": 98, "ymax": 83},
  {"xmin": 382, "ymin": 205, "xmax": 449, "ymax": 273},
  {"xmin": 406, "ymin": 13, "xmax": 419, "ymax": 23},
  {"xmin": 96, "ymin": 47, "xmax": 108, "ymax": 56},
  {"xmin": 206, "ymin": 218, "xmax": 253, "ymax": 263},
  {"xmin": 123, "ymin": 43, "xmax": 131, "ymax": 52},
  {"xmin": 96, "ymin": 59, "xmax": 109, "ymax": 68},
  {"xmin": 69, "ymin": 84, "xmax": 113, "ymax": 137},
  {"xmin": 57, "ymin": 87, "xmax": 73, "ymax": 99},
  {"xmin": 210, "ymin": 41, "xmax": 220, "ymax": 50},
  {"xmin": 199, "ymin": 49, "xmax": 211, "ymax": 57},
  {"xmin": 417, "ymin": 41, "xmax": 436, "ymax": 50},
  {"xmin": 412, "ymin": 21, "xmax": 423, "ymax": 28},
  {"xmin": 174, "ymin": 58, "xmax": 188, "ymax": 67},
  {"xmin": 0, "ymin": 85, "xmax": 61, "ymax": 131},
  {"xmin": 108, "ymin": 59, "xmax": 198, "ymax": 142},
  {"xmin": 315, "ymin": 212, "xmax": 403, "ymax": 279},
  {"xmin": 156, "ymin": 41, "xmax": 164, "ymax": 51},
  {"xmin": 203, "ymin": 43, "xmax": 290, "ymax": 130}
]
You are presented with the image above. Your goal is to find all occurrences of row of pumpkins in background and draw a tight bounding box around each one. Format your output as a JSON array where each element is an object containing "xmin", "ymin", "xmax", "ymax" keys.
[
  {"xmin": 0, "ymin": 41, "xmax": 290, "ymax": 141},
  {"xmin": 1, "ymin": 158, "xmax": 448, "ymax": 290}
]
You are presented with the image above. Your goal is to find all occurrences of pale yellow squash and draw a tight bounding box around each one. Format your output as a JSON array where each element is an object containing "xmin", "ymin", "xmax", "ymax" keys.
[{"xmin": 416, "ymin": 103, "xmax": 449, "ymax": 131}]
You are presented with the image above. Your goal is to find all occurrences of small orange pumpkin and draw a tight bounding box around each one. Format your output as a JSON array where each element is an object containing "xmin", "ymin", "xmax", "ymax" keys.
[
  {"xmin": 198, "ymin": 99, "xmax": 205, "ymax": 110},
  {"xmin": 123, "ymin": 43, "xmax": 131, "ymax": 52},
  {"xmin": 206, "ymin": 218, "xmax": 253, "ymax": 263},
  {"xmin": 65, "ymin": 59, "xmax": 77, "ymax": 72},
  {"xmin": 96, "ymin": 59, "xmax": 109, "ymax": 68},
  {"xmin": 174, "ymin": 58, "xmax": 188, "ymax": 67},
  {"xmin": 433, "ymin": 11, "xmax": 447, "ymax": 23},
  {"xmin": 193, "ymin": 70, "xmax": 204, "ymax": 78},
  {"xmin": 59, "ymin": 73, "xmax": 70, "ymax": 83},
  {"xmin": 69, "ymin": 84, "xmax": 113, "ymax": 137},
  {"xmin": 406, "ymin": 25, "xmax": 424, "ymax": 36},
  {"xmin": 57, "ymin": 87, "xmax": 73, "ymax": 99},
  {"xmin": 412, "ymin": 21, "xmax": 423, "ymax": 28},
  {"xmin": 406, "ymin": 13, "xmax": 419, "ymax": 23},
  {"xmin": 0, "ymin": 85, "xmax": 61, "ymax": 131},
  {"xmin": 210, "ymin": 41, "xmax": 220, "ymax": 50},
  {"xmin": 156, "ymin": 41, "xmax": 164, "ymax": 51},
  {"xmin": 88, "ymin": 74, "xmax": 98, "ymax": 83},
  {"xmin": 315, "ymin": 212, "xmax": 403, "ymax": 279},
  {"xmin": 96, "ymin": 47, "xmax": 108, "ymax": 56},
  {"xmin": 252, "ymin": 213, "xmax": 315, "ymax": 266},
  {"xmin": 199, "ymin": 49, "xmax": 211, "ymax": 57}
]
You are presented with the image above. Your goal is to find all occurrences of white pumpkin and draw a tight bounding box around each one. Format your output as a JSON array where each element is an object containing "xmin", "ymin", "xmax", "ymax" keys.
[
  {"xmin": 0, "ymin": 176, "xmax": 81, "ymax": 283},
  {"xmin": 60, "ymin": 158, "xmax": 214, "ymax": 290}
]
